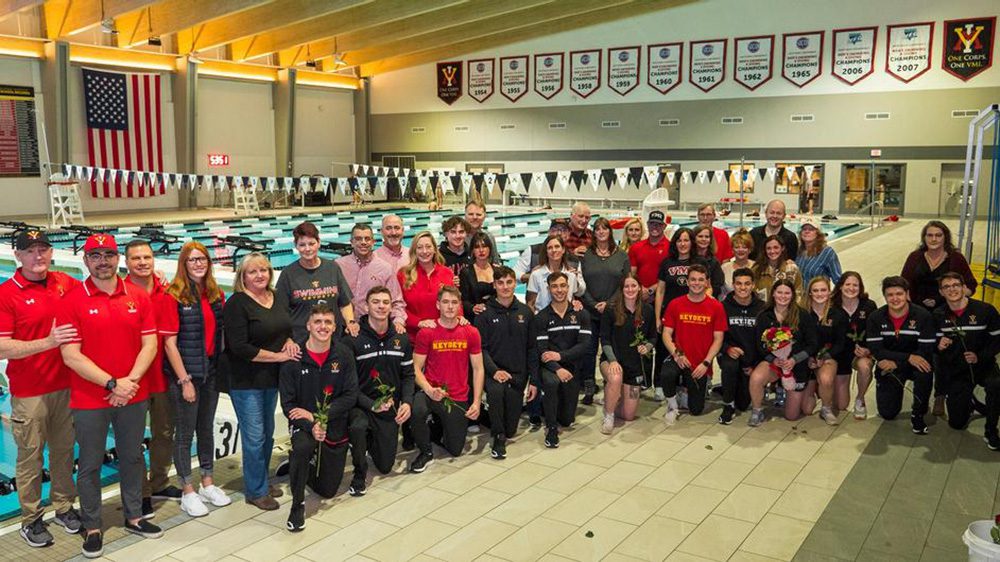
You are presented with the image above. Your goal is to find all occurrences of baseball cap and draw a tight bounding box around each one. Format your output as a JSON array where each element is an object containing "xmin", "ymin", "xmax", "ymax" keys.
[
  {"xmin": 647, "ymin": 210, "xmax": 666, "ymax": 225},
  {"xmin": 548, "ymin": 218, "xmax": 570, "ymax": 231},
  {"xmin": 799, "ymin": 216, "xmax": 821, "ymax": 230},
  {"xmin": 14, "ymin": 229, "xmax": 51, "ymax": 250},
  {"xmin": 83, "ymin": 233, "xmax": 118, "ymax": 254}
]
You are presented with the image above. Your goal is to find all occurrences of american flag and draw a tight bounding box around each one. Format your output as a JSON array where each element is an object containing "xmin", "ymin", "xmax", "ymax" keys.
[{"xmin": 83, "ymin": 68, "xmax": 165, "ymax": 198}]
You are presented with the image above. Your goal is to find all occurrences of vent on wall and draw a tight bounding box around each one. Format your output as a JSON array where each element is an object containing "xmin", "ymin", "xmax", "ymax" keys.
[
  {"xmin": 601, "ymin": 120, "xmax": 621, "ymax": 128},
  {"xmin": 952, "ymin": 109, "xmax": 980, "ymax": 118},
  {"xmin": 499, "ymin": 123, "xmax": 516, "ymax": 130},
  {"xmin": 548, "ymin": 122, "xmax": 567, "ymax": 129},
  {"xmin": 721, "ymin": 116, "xmax": 744, "ymax": 125},
  {"xmin": 454, "ymin": 125, "xmax": 470, "ymax": 132},
  {"xmin": 659, "ymin": 118, "xmax": 680, "ymax": 127},
  {"xmin": 410, "ymin": 127, "xmax": 426, "ymax": 134},
  {"xmin": 790, "ymin": 114, "xmax": 815, "ymax": 122},
  {"xmin": 864, "ymin": 112, "xmax": 891, "ymax": 120}
]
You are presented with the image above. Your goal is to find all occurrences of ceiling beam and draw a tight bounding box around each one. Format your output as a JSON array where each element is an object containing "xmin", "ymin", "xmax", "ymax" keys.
[
  {"xmin": 43, "ymin": 0, "xmax": 158, "ymax": 39},
  {"xmin": 232, "ymin": 0, "xmax": 465, "ymax": 63},
  {"xmin": 0, "ymin": 0, "xmax": 43, "ymax": 20},
  {"xmin": 114, "ymin": 0, "xmax": 274, "ymax": 49},
  {"xmin": 360, "ymin": 0, "xmax": 693, "ymax": 76},
  {"xmin": 299, "ymin": 0, "xmax": 555, "ymax": 68}
]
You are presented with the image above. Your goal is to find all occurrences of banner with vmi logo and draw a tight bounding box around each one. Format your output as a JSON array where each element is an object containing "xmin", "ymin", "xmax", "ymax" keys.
[
  {"xmin": 886, "ymin": 21, "xmax": 934, "ymax": 83},
  {"xmin": 942, "ymin": 16, "xmax": 995, "ymax": 81},
  {"xmin": 436, "ymin": 61, "xmax": 463, "ymax": 105}
]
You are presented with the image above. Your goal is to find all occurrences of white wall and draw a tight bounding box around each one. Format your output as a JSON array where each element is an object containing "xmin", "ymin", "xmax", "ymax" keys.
[
  {"xmin": 0, "ymin": 57, "xmax": 50, "ymax": 218},
  {"xmin": 293, "ymin": 85, "xmax": 356, "ymax": 176}
]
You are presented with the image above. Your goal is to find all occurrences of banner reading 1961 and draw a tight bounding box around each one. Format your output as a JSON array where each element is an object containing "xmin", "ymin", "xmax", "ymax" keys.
[
  {"xmin": 499, "ymin": 55, "xmax": 529, "ymax": 102},
  {"xmin": 467, "ymin": 58, "xmax": 494, "ymax": 103},
  {"xmin": 942, "ymin": 16, "xmax": 996, "ymax": 81},
  {"xmin": 569, "ymin": 49, "xmax": 601, "ymax": 97},
  {"xmin": 647, "ymin": 42, "xmax": 682, "ymax": 94},
  {"xmin": 534, "ymin": 52, "xmax": 564, "ymax": 99},
  {"xmin": 886, "ymin": 22, "xmax": 934, "ymax": 83},
  {"xmin": 607, "ymin": 46, "xmax": 641, "ymax": 96},
  {"xmin": 782, "ymin": 31, "xmax": 824, "ymax": 87},
  {"xmin": 832, "ymin": 26, "xmax": 877, "ymax": 85},
  {"xmin": 436, "ymin": 61, "xmax": 462, "ymax": 105},
  {"xmin": 689, "ymin": 38, "xmax": 726, "ymax": 92},
  {"xmin": 733, "ymin": 35, "xmax": 773, "ymax": 90}
]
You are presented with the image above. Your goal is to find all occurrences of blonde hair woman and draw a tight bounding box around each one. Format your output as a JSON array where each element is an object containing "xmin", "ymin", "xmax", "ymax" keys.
[
  {"xmin": 396, "ymin": 231, "xmax": 455, "ymax": 338},
  {"xmin": 619, "ymin": 217, "xmax": 646, "ymax": 252},
  {"xmin": 803, "ymin": 276, "xmax": 848, "ymax": 425}
]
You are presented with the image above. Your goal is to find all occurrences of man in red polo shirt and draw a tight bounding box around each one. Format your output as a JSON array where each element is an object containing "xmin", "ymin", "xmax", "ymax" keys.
[
  {"xmin": 0, "ymin": 229, "xmax": 82, "ymax": 547},
  {"xmin": 58, "ymin": 234, "xmax": 163, "ymax": 558}
]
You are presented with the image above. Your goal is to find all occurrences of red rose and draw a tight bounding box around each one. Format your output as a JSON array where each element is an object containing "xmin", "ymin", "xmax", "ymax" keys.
[
  {"xmin": 323, "ymin": 385, "xmax": 333, "ymax": 395},
  {"xmin": 633, "ymin": 318, "xmax": 642, "ymax": 328},
  {"xmin": 995, "ymin": 514, "xmax": 1000, "ymax": 526},
  {"xmin": 369, "ymin": 368, "xmax": 379, "ymax": 380}
]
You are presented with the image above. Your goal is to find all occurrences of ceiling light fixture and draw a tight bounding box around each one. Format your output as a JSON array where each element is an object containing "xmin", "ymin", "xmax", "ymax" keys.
[
  {"xmin": 332, "ymin": 38, "xmax": 347, "ymax": 68},
  {"xmin": 99, "ymin": 0, "xmax": 118, "ymax": 34},
  {"xmin": 146, "ymin": 7, "xmax": 161, "ymax": 46},
  {"xmin": 304, "ymin": 44, "xmax": 316, "ymax": 67}
]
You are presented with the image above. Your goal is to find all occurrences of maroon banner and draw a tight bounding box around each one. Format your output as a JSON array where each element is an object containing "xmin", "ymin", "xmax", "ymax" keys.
[
  {"xmin": 436, "ymin": 61, "xmax": 462, "ymax": 105},
  {"xmin": 467, "ymin": 58, "xmax": 494, "ymax": 103},
  {"xmin": 886, "ymin": 22, "xmax": 934, "ymax": 83},
  {"xmin": 647, "ymin": 42, "xmax": 682, "ymax": 94},
  {"xmin": 533, "ymin": 52, "xmax": 564, "ymax": 99},
  {"xmin": 942, "ymin": 16, "xmax": 996, "ymax": 81}
]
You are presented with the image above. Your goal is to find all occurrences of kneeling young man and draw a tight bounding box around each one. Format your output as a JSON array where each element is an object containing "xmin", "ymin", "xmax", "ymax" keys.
[
  {"xmin": 279, "ymin": 304, "xmax": 358, "ymax": 532},
  {"xmin": 718, "ymin": 267, "xmax": 764, "ymax": 424},
  {"xmin": 934, "ymin": 272, "xmax": 1000, "ymax": 450},
  {"xmin": 533, "ymin": 272, "xmax": 591, "ymax": 449},
  {"xmin": 410, "ymin": 286, "xmax": 484, "ymax": 472},
  {"xmin": 345, "ymin": 287, "xmax": 415, "ymax": 495}
]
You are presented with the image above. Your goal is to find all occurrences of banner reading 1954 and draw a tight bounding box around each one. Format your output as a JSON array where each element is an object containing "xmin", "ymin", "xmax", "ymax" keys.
[
  {"xmin": 647, "ymin": 43, "xmax": 682, "ymax": 94},
  {"xmin": 886, "ymin": 22, "xmax": 934, "ymax": 83},
  {"xmin": 467, "ymin": 58, "xmax": 494, "ymax": 103},
  {"xmin": 569, "ymin": 49, "xmax": 601, "ymax": 97},
  {"xmin": 832, "ymin": 27, "xmax": 877, "ymax": 85},
  {"xmin": 499, "ymin": 55, "xmax": 529, "ymax": 102},
  {"xmin": 782, "ymin": 31, "xmax": 824, "ymax": 87}
]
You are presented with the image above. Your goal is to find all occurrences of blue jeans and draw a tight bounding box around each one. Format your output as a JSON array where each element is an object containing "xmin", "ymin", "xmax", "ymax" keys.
[{"xmin": 229, "ymin": 388, "xmax": 278, "ymax": 499}]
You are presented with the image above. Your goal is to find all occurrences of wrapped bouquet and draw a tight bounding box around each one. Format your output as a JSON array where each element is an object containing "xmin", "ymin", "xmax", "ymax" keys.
[{"xmin": 762, "ymin": 326, "xmax": 797, "ymax": 391}]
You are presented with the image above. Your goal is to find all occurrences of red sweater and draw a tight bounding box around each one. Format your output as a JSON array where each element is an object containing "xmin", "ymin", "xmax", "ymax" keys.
[{"xmin": 398, "ymin": 264, "xmax": 456, "ymax": 339}]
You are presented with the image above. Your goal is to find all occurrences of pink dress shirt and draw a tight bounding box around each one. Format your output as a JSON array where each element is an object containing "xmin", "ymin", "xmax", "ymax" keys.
[{"xmin": 335, "ymin": 253, "xmax": 407, "ymax": 324}]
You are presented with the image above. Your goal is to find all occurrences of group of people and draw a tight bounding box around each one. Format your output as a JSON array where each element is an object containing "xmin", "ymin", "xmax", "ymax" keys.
[{"xmin": 0, "ymin": 198, "xmax": 997, "ymax": 558}]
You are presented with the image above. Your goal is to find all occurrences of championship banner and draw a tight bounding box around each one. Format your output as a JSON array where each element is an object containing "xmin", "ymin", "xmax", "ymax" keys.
[
  {"xmin": 533, "ymin": 52, "xmax": 564, "ymax": 99},
  {"xmin": 569, "ymin": 49, "xmax": 601, "ymax": 98},
  {"xmin": 733, "ymin": 35, "xmax": 774, "ymax": 90},
  {"xmin": 782, "ymin": 31, "xmax": 824, "ymax": 87},
  {"xmin": 886, "ymin": 22, "xmax": 934, "ymax": 83},
  {"xmin": 689, "ymin": 39, "xmax": 727, "ymax": 92},
  {"xmin": 942, "ymin": 17, "xmax": 996, "ymax": 81},
  {"xmin": 832, "ymin": 27, "xmax": 877, "ymax": 85},
  {"xmin": 647, "ymin": 42, "xmax": 682, "ymax": 94},
  {"xmin": 500, "ymin": 55, "xmax": 529, "ymax": 102},
  {"xmin": 436, "ymin": 61, "xmax": 462, "ymax": 105},
  {"xmin": 607, "ymin": 46, "xmax": 641, "ymax": 96},
  {"xmin": 467, "ymin": 58, "xmax": 494, "ymax": 103}
]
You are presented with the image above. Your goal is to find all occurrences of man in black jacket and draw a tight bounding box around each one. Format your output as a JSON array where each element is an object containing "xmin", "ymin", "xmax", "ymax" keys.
[
  {"xmin": 279, "ymin": 304, "xmax": 358, "ymax": 532},
  {"xmin": 475, "ymin": 266, "xmax": 538, "ymax": 459},
  {"xmin": 719, "ymin": 268, "xmax": 765, "ymax": 424},
  {"xmin": 533, "ymin": 272, "xmax": 591, "ymax": 449},
  {"xmin": 749, "ymin": 200, "xmax": 799, "ymax": 261},
  {"xmin": 866, "ymin": 276, "xmax": 936, "ymax": 434},
  {"xmin": 934, "ymin": 272, "xmax": 1000, "ymax": 450},
  {"xmin": 344, "ymin": 287, "xmax": 415, "ymax": 495}
]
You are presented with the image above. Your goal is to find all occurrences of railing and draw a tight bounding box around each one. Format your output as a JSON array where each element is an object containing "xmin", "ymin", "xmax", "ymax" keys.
[{"xmin": 856, "ymin": 200, "xmax": 884, "ymax": 230}]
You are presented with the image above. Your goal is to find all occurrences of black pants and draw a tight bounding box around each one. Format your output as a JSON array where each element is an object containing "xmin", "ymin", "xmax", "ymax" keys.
[
  {"xmin": 718, "ymin": 355, "xmax": 752, "ymax": 411},
  {"xmin": 540, "ymin": 369, "xmax": 580, "ymax": 429},
  {"xmin": 348, "ymin": 407, "xmax": 399, "ymax": 480},
  {"xmin": 579, "ymin": 315, "xmax": 600, "ymax": 394},
  {"xmin": 661, "ymin": 359, "xmax": 708, "ymax": 415},
  {"xmin": 486, "ymin": 377, "xmax": 524, "ymax": 439},
  {"xmin": 652, "ymin": 331, "xmax": 667, "ymax": 390},
  {"xmin": 411, "ymin": 392, "xmax": 468, "ymax": 457},
  {"xmin": 875, "ymin": 366, "xmax": 933, "ymax": 420},
  {"xmin": 289, "ymin": 430, "xmax": 348, "ymax": 505},
  {"xmin": 946, "ymin": 366, "xmax": 1000, "ymax": 433}
]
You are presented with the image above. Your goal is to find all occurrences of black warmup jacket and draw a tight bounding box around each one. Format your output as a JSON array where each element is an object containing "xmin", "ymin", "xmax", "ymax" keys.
[
  {"xmin": 474, "ymin": 297, "xmax": 538, "ymax": 389},
  {"xmin": 279, "ymin": 340, "xmax": 359, "ymax": 443},
  {"xmin": 722, "ymin": 293, "xmax": 766, "ymax": 369},
  {"xmin": 532, "ymin": 304, "xmax": 591, "ymax": 384},
  {"xmin": 933, "ymin": 299, "xmax": 1000, "ymax": 375},
  {"xmin": 754, "ymin": 306, "xmax": 818, "ymax": 381},
  {"xmin": 599, "ymin": 302, "xmax": 656, "ymax": 381},
  {"xmin": 810, "ymin": 306, "xmax": 849, "ymax": 362},
  {"xmin": 835, "ymin": 298, "xmax": 878, "ymax": 374},
  {"xmin": 343, "ymin": 316, "xmax": 415, "ymax": 411},
  {"xmin": 865, "ymin": 304, "xmax": 936, "ymax": 370}
]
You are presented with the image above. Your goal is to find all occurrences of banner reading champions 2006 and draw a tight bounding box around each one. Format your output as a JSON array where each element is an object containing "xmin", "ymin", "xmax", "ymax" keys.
[
  {"xmin": 499, "ymin": 55, "xmax": 529, "ymax": 102},
  {"xmin": 607, "ymin": 46, "xmax": 640, "ymax": 95},
  {"xmin": 832, "ymin": 27, "xmax": 877, "ymax": 85},
  {"xmin": 886, "ymin": 22, "xmax": 934, "ymax": 83},
  {"xmin": 783, "ymin": 31, "xmax": 824, "ymax": 87},
  {"xmin": 689, "ymin": 39, "xmax": 726, "ymax": 92},
  {"xmin": 569, "ymin": 49, "xmax": 601, "ymax": 97},
  {"xmin": 734, "ymin": 35, "xmax": 773, "ymax": 90},
  {"xmin": 647, "ymin": 43, "xmax": 682, "ymax": 94}
]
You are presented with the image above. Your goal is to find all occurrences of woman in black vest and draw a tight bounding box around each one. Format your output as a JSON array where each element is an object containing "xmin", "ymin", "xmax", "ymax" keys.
[{"xmin": 162, "ymin": 241, "xmax": 229, "ymax": 517}]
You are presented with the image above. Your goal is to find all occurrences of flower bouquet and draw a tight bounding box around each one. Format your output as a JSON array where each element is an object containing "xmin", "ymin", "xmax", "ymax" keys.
[
  {"xmin": 369, "ymin": 368, "xmax": 397, "ymax": 413},
  {"xmin": 313, "ymin": 385, "xmax": 334, "ymax": 475},
  {"xmin": 762, "ymin": 326, "xmax": 797, "ymax": 391}
]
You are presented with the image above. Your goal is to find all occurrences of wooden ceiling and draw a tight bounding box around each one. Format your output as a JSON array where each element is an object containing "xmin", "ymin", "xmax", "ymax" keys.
[{"xmin": 2, "ymin": 0, "xmax": 694, "ymax": 76}]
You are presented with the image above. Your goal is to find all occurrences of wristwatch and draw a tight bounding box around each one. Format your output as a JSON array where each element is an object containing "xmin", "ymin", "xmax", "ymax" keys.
[
  {"xmin": 702, "ymin": 360, "xmax": 711, "ymax": 368},
  {"xmin": 104, "ymin": 378, "xmax": 117, "ymax": 392}
]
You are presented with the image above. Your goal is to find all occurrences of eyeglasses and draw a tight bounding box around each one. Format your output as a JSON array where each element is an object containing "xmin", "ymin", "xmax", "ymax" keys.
[
  {"xmin": 186, "ymin": 256, "xmax": 209, "ymax": 264},
  {"xmin": 86, "ymin": 252, "xmax": 118, "ymax": 261},
  {"xmin": 940, "ymin": 283, "xmax": 963, "ymax": 290}
]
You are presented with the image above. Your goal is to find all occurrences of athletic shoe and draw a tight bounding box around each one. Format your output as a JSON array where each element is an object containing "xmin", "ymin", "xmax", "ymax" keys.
[
  {"xmin": 529, "ymin": 415, "xmax": 542, "ymax": 429},
  {"xmin": 275, "ymin": 458, "xmax": 290, "ymax": 477},
  {"xmin": 985, "ymin": 434, "xmax": 1000, "ymax": 451},
  {"xmin": 124, "ymin": 519, "xmax": 163, "ymax": 539},
  {"xmin": 19, "ymin": 516, "xmax": 53, "ymax": 548},
  {"xmin": 544, "ymin": 427, "xmax": 560, "ymax": 448},
  {"xmin": 199, "ymin": 485, "xmax": 232, "ymax": 507},
  {"xmin": 601, "ymin": 413, "xmax": 615, "ymax": 435},
  {"xmin": 582, "ymin": 393, "xmax": 595, "ymax": 406},
  {"xmin": 853, "ymin": 400, "xmax": 867, "ymax": 420},
  {"xmin": 774, "ymin": 387, "xmax": 786, "ymax": 407},
  {"xmin": 349, "ymin": 478, "xmax": 367, "ymax": 496},
  {"xmin": 286, "ymin": 503, "xmax": 305, "ymax": 533},
  {"xmin": 748, "ymin": 409, "xmax": 765, "ymax": 427},
  {"xmin": 467, "ymin": 424, "xmax": 480, "ymax": 434},
  {"xmin": 820, "ymin": 406, "xmax": 839, "ymax": 426},
  {"xmin": 53, "ymin": 507, "xmax": 82, "ymax": 534},
  {"xmin": 180, "ymin": 492, "xmax": 209, "ymax": 517},
  {"xmin": 677, "ymin": 391, "xmax": 689, "ymax": 411},
  {"xmin": 81, "ymin": 531, "xmax": 103, "ymax": 558},
  {"xmin": 410, "ymin": 450, "xmax": 434, "ymax": 473},
  {"xmin": 911, "ymin": 414, "xmax": 929, "ymax": 435},
  {"xmin": 663, "ymin": 407, "xmax": 679, "ymax": 426},
  {"xmin": 151, "ymin": 485, "xmax": 183, "ymax": 500},
  {"xmin": 141, "ymin": 497, "xmax": 155, "ymax": 519},
  {"xmin": 491, "ymin": 435, "xmax": 507, "ymax": 459},
  {"xmin": 653, "ymin": 387, "xmax": 666, "ymax": 402},
  {"xmin": 719, "ymin": 405, "xmax": 735, "ymax": 425}
]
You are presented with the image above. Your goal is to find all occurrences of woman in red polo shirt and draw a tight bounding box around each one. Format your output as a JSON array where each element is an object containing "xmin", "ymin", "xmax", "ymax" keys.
[{"xmin": 398, "ymin": 231, "xmax": 455, "ymax": 339}]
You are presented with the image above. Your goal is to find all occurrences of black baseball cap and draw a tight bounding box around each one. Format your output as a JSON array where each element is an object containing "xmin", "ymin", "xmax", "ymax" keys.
[
  {"xmin": 647, "ymin": 211, "xmax": 666, "ymax": 225},
  {"xmin": 548, "ymin": 218, "xmax": 570, "ymax": 231},
  {"xmin": 14, "ymin": 229, "xmax": 52, "ymax": 250}
]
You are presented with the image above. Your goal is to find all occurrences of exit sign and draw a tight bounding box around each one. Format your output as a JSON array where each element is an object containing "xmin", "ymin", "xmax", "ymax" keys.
[
  {"xmin": 208, "ymin": 153, "xmax": 230, "ymax": 167},
  {"xmin": 870, "ymin": 149, "xmax": 882, "ymax": 158}
]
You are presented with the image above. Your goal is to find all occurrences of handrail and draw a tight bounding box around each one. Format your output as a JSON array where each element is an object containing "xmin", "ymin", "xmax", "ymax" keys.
[{"xmin": 856, "ymin": 200, "xmax": 884, "ymax": 230}]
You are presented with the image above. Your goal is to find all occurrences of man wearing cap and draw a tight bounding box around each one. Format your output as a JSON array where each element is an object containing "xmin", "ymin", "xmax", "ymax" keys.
[
  {"xmin": 515, "ymin": 218, "xmax": 572, "ymax": 284},
  {"xmin": 58, "ymin": 234, "xmax": 163, "ymax": 558},
  {"xmin": 749, "ymin": 200, "xmax": 799, "ymax": 261},
  {"xmin": 628, "ymin": 211, "xmax": 671, "ymax": 399},
  {"xmin": 0, "ymin": 229, "xmax": 82, "ymax": 548}
]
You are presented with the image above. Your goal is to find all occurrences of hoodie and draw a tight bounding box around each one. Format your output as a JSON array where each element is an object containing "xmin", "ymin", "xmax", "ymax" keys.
[
  {"xmin": 473, "ymin": 296, "xmax": 538, "ymax": 389},
  {"xmin": 722, "ymin": 292, "xmax": 766, "ymax": 369},
  {"xmin": 278, "ymin": 339, "xmax": 358, "ymax": 444}
]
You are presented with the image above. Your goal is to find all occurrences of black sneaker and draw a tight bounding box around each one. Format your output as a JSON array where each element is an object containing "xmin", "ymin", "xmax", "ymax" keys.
[
  {"xmin": 19, "ymin": 517, "xmax": 53, "ymax": 548},
  {"xmin": 348, "ymin": 478, "xmax": 367, "ymax": 497},
  {"xmin": 581, "ymin": 394, "xmax": 594, "ymax": 406},
  {"xmin": 410, "ymin": 450, "xmax": 434, "ymax": 473},
  {"xmin": 529, "ymin": 415, "xmax": 542, "ymax": 429},
  {"xmin": 491, "ymin": 435, "xmax": 507, "ymax": 459},
  {"xmin": 544, "ymin": 427, "xmax": 560, "ymax": 449},
  {"xmin": 151, "ymin": 485, "xmax": 183, "ymax": 500},
  {"xmin": 286, "ymin": 503, "xmax": 305, "ymax": 533},
  {"xmin": 53, "ymin": 507, "xmax": 82, "ymax": 533},
  {"xmin": 81, "ymin": 531, "xmax": 103, "ymax": 558},
  {"xmin": 911, "ymin": 415, "xmax": 929, "ymax": 435},
  {"xmin": 719, "ymin": 405, "xmax": 735, "ymax": 425},
  {"xmin": 124, "ymin": 518, "xmax": 163, "ymax": 539},
  {"xmin": 141, "ymin": 497, "xmax": 155, "ymax": 520},
  {"xmin": 985, "ymin": 434, "xmax": 1000, "ymax": 451},
  {"xmin": 275, "ymin": 458, "xmax": 290, "ymax": 478}
]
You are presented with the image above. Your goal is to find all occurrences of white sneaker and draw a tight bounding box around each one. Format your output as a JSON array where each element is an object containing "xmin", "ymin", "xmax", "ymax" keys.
[
  {"xmin": 664, "ymin": 408, "xmax": 679, "ymax": 426},
  {"xmin": 820, "ymin": 406, "xmax": 839, "ymax": 426},
  {"xmin": 467, "ymin": 424, "xmax": 480, "ymax": 434},
  {"xmin": 601, "ymin": 414, "xmax": 614, "ymax": 435},
  {"xmin": 199, "ymin": 485, "xmax": 232, "ymax": 507},
  {"xmin": 854, "ymin": 400, "xmax": 867, "ymax": 420},
  {"xmin": 180, "ymin": 492, "xmax": 209, "ymax": 517},
  {"xmin": 653, "ymin": 387, "xmax": 666, "ymax": 402}
]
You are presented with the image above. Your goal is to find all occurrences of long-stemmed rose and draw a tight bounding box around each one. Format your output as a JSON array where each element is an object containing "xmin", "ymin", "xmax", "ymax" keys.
[
  {"xmin": 312, "ymin": 385, "xmax": 333, "ymax": 475},
  {"xmin": 629, "ymin": 316, "xmax": 653, "ymax": 380},
  {"xmin": 439, "ymin": 383, "xmax": 467, "ymax": 414},
  {"xmin": 369, "ymin": 368, "xmax": 397, "ymax": 413}
]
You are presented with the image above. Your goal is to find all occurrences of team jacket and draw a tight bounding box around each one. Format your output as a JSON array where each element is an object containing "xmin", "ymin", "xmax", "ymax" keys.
[
  {"xmin": 722, "ymin": 293, "xmax": 766, "ymax": 369},
  {"xmin": 865, "ymin": 305, "xmax": 936, "ymax": 370},
  {"xmin": 532, "ymin": 304, "xmax": 591, "ymax": 384},
  {"xmin": 474, "ymin": 297, "xmax": 538, "ymax": 389},
  {"xmin": 933, "ymin": 299, "xmax": 1000, "ymax": 375},
  {"xmin": 343, "ymin": 316, "xmax": 415, "ymax": 410},
  {"xmin": 278, "ymin": 340, "xmax": 359, "ymax": 444},
  {"xmin": 754, "ymin": 307, "xmax": 818, "ymax": 381},
  {"xmin": 835, "ymin": 298, "xmax": 878, "ymax": 373},
  {"xmin": 811, "ymin": 306, "xmax": 848, "ymax": 363}
]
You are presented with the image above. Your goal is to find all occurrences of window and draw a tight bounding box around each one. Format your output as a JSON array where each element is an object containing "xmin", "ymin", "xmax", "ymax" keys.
[{"xmin": 728, "ymin": 162, "xmax": 755, "ymax": 193}]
